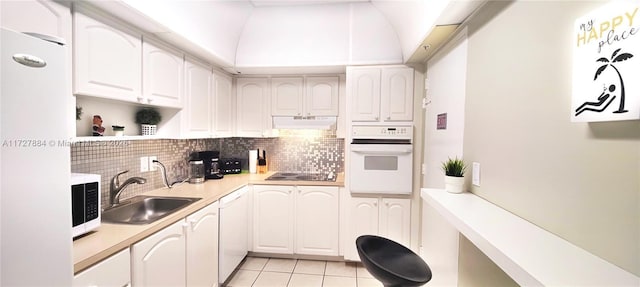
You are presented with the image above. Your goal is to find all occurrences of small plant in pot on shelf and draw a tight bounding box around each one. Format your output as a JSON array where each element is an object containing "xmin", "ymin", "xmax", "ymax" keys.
[
  {"xmin": 442, "ymin": 157, "xmax": 466, "ymax": 193},
  {"xmin": 135, "ymin": 108, "xmax": 161, "ymax": 136}
]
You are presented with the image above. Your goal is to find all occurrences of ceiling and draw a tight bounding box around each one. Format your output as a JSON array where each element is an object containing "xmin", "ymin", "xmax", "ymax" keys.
[{"xmin": 249, "ymin": 0, "xmax": 369, "ymax": 7}]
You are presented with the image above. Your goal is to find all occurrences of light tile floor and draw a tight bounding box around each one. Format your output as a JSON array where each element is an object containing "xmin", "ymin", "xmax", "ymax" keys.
[{"xmin": 225, "ymin": 257, "xmax": 383, "ymax": 287}]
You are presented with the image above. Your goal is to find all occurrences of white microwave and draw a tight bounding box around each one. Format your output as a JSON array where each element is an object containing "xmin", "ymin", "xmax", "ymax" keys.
[{"xmin": 71, "ymin": 173, "xmax": 101, "ymax": 238}]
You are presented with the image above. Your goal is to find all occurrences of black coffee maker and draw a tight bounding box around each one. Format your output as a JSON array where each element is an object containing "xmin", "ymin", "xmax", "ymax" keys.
[{"xmin": 190, "ymin": 151, "xmax": 224, "ymax": 180}]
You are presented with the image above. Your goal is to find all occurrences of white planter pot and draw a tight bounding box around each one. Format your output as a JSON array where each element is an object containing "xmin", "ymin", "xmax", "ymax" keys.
[
  {"xmin": 444, "ymin": 176, "xmax": 465, "ymax": 194},
  {"xmin": 141, "ymin": 124, "xmax": 157, "ymax": 136}
]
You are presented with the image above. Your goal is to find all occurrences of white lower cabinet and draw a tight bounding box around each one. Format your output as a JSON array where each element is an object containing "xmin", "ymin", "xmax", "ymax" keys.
[
  {"xmin": 295, "ymin": 186, "xmax": 340, "ymax": 256},
  {"xmin": 252, "ymin": 185, "xmax": 339, "ymax": 256},
  {"xmin": 131, "ymin": 220, "xmax": 186, "ymax": 287},
  {"xmin": 73, "ymin": 248, "xmax": 131, "ymax": 287},
  {"xmin": 252, "ymin": 185, "xmax": 295, "ymax": 254},
  {"xmin": 186, "ymin": 201, "xmax": 219, "ymax": 287},
  {"xmin": 345, "ymin": 196, "xmax": 411, "ymax": 261},
  {"xmin": 131, "ymin": 201, "xmax": 219, "ymax": 287}
]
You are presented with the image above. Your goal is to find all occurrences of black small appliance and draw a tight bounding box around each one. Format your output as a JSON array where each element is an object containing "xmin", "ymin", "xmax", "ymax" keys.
[
  {"xmin": 191, "ymin": 151, "xmax": 224, "ymax": 180},
  {"xmin": 220, "ymin": 158, "xmax": 242, "ymax": 174}
]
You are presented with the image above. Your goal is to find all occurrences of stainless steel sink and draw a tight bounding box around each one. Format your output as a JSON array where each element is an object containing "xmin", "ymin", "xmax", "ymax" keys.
[{"xmin": 102, "ymin": 196, "xmax": 201, "ymax": 225}]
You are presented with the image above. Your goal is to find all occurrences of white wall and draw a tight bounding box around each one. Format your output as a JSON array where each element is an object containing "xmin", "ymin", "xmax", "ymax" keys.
[
  {"xmin": 420, "ymin": 28, "xmax": 468, "ymax": 287},
  {"xmin": 122, "ymin": 0, "xmax": 253, "ymax": 66},
  {"xmin": 235, "ymin": 3, "xmax": 402, "ymax": 69},
  {"xmin": 461, "ymin": 0, "xmax": 639, "ymax": 280},
  {"xmin": 371, "ymin": 0, "xmax": 449, "ymax": 61},
  {"xmin": 423, "ymin": 29, "xmax": 467, "ymax": 189}
]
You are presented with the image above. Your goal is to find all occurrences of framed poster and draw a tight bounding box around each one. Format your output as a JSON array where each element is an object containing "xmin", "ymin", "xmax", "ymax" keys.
[{"xmin": 572, "ymin": 1, "xmax": 640, "ymax": 122}]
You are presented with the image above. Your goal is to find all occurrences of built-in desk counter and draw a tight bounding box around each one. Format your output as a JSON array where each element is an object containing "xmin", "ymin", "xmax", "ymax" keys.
[{"xmin": 421, "ymin": 188, "xmax": 639, "ymax": 286}]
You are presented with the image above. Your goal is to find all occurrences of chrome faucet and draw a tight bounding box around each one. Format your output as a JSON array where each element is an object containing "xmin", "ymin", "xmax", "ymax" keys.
[{"xmin": 110, "ymin": 170, "xmax": 146, "ymax": 207}]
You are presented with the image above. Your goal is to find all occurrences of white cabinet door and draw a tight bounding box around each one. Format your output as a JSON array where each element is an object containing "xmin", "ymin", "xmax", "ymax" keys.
[
  {"xmin": 296, "ymin": 186, "xmax": 339, "ymax": 256},
  {"xmin": 272, "ymin": 77, "xmax": 303, "ymax": 116},
  {"xmin": 1, "ymin": 0, "xmax": 71, "ymax": 42},
  {"xmin": 381, "ymin": 67, "xmax": 413, "ymax": 122},
  {"xmin": 305, "ymin": 77, "xmax": 339, "ymax": 117},
  {"xmin": 73, "ymin": 248, "xmax": 130, "ymax": 287},
  {"xmin": 379, "ymin": 198, "xmax": 411, "ymax": 247},
  {"xmin": 350, "ymin": 69, "xmax": 381, "ymax": 121},
  {"xmin": 74, "ymin": 11, "xmax": 142, "ymax": 102},
  {"xmin": 346, "ymin": 197, "xmax": 379, "ymax": 260},
  {"xmin": 183, "ymin": 58, "xmax": 212, "ymax": 138},
  {"xmin": 236, "ymin": 78, "xmax": 270, "ymax": 137},
  {"xmin": 252, "ymin": 185, "xmax": 294, "ymax": 254},
  {"xmin": 186, "ymin": 202, "xmax": 219, "ymax": 287},
  {"xmin": 131, "ymin": 220, "xmax": 186, "ymax": 287},
  {"xmin": 143, "ymin": 39, "xmax": 183, "ymax": 108},
  {"xmin": 212, "ymin": 71, "xmax": 234, "ymax": 137}
]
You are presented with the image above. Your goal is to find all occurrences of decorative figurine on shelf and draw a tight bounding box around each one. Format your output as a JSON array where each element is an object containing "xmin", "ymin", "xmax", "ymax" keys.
[{"xmin": 92, "ymin": 115, "xmax": 105, "ymax": 136}]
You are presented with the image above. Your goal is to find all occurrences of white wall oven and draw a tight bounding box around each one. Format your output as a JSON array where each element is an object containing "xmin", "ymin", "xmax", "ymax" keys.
[{"xmin": 350, "ymin": 126, "xmax": 413, "ymax": 194}]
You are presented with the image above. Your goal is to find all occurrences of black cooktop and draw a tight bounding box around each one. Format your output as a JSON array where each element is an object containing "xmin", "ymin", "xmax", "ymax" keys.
[{"xmin": 265, "ymin": 172, "xmax": 336, "ymax": 182}]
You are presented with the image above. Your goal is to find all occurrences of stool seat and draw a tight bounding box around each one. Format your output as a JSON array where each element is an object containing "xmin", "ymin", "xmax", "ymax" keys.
[{"xmin": 356, "ymin": 235, "xmax": 432, "ymax": 287}]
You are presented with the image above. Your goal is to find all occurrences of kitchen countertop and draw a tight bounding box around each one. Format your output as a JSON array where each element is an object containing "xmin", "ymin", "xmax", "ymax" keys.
[{"xmin": 73, "ymin": 171, "xmax": 344, "ymax": 274}]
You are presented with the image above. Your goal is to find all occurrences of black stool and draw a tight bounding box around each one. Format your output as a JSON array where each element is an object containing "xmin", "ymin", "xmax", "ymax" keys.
[{"xmin": 356, "ymin": 235, "xmax": 432, "ymax": 287}]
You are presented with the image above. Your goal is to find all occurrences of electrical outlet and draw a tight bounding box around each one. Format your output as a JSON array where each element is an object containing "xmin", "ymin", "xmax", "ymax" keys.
[
  {"xmin": 149, "ymin": 156, "xmax": 157, "ymax": 171},
  {"xmin": 472, "ymin": 162, "xmax": 481, "ymax": 186},
  {"xmin": 140, "ymin": 157, "xmax": 149, "ymax": 172}
]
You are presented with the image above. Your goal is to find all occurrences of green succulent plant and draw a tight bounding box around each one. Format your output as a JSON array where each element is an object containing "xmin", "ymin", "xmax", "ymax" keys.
[
  {"xmin": 442, "ymin": 157, "xmax": 466, "ymax": 177},
  {"xmin": 135, "ymin": 108, "xmax": 162, "ymax": 125}
]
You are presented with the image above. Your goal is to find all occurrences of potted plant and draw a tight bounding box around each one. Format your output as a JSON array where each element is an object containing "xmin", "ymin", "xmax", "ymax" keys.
[
  {"xmin": 442, "ymin": 157, "xmax": 466, "ymax": 193},
  {"xmin": 135, "ymin": 108, "xmax": 161, "ymax": 136}
]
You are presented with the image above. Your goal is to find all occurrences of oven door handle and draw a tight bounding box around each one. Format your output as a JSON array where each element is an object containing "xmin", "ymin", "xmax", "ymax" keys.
[{"xmin": 351, "ymin": 147, "xmax": 413, "ymax": 155}]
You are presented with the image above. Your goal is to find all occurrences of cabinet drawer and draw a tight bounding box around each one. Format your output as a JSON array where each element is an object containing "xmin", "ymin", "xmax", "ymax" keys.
[{"xmin": 73, "ymin": 248, "xmax": 130, "ymax": 287}]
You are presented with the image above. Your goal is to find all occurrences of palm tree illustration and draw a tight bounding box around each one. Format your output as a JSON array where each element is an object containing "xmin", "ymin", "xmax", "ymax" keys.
[{"xmin": 594, "ymin": 48, "xmax": 633, "ymax": 113}]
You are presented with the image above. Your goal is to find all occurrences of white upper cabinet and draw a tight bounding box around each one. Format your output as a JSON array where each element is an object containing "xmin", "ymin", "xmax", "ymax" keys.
[
  {"xmin": 0, "ymin": 0, "xmax": 71, "ymax": 42},
  {"xmin": 305, "ymin": 76, "xmax": 339, "ymax": 116},
  {"xmin": 350, "ymin": 68, "xmax": 381, "ymax": 121},
  {"xmin": 183, "ymin": 58, "xmax": 212, "ymax": 138},
  {"xmin": 271, "ymin": 77, "xmax": 304, "ymax": 116},
  {"xmin": 74, "ymin": 11, "xmax": 142, "ymax": 102},
  {"xmin": 142, "ymin": 38, "xmax": 183, "ymax": 108},
  {"xmin": 349, "ymin": 66, "xmax": 413, "ymax": 122},
  {"xmin": 272, "ymin": 77, "xmax": 339, "ymax": 117},
  {"xmin": 212, "ymin": 71, "xmax": 234, "ymax": 137},
  {"xmin": 236, "ymin": 78, "xmax": 272, "ymax": 137},
  {"xmin": 381, "ymin": 67, "xmax": 414, "ymax": 122}
]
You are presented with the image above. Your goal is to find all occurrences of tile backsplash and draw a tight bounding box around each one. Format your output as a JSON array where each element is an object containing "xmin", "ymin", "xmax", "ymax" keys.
[{"xmin": 71, "ymin": 133, "xmax": 344, "ymax": 208}]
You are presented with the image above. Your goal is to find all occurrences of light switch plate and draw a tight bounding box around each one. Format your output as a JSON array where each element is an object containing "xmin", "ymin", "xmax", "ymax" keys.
[
  {"xmin": 472, "ymin": 162, "xmax": 480, "ymax": 186},
  {"xmin": 140, "ymin": 157, "xmax": 149, "ymax": 172}
]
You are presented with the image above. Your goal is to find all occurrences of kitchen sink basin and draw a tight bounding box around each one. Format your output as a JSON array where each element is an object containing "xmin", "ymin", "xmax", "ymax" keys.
[{"xmin": 102, "ymin": 196, "xmax": 201, "ymax": 225}]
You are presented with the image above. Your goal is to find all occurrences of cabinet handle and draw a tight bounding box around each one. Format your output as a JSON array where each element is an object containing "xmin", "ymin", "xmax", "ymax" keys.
[
  {"xmin": 373, "ymin": 202, "xmax": 378, "ymax": 207},
  {"xmin": 182, "ymin": 222, "xmax": 189, "ymax": 232},
  {"xmin": 147, "ymin": 98, "xmax": 153, "ymax": 104},
  {"xmin": 375, "ymin": 117, "xmax": 379, "ymax": 121},
  {"xmin": 137, "ymin": 97, "xmax": 144, "ymax": 102},
  {"xmin": 386, "ymin": 117, "xmax": 391, "ymax": 120},
  {"xmin": 385, "ymin": 202, "xmax": 390, "ymax": 206},
  {"xmin": 189, "ymin": 219, "xmax": 198, "ymax": 230}
]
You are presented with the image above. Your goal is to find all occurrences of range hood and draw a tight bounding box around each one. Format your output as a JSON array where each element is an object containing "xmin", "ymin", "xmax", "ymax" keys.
[{"xmin": 272, "ymin": 116, "xmax": 337, "ymax": 130}]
